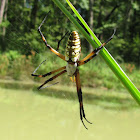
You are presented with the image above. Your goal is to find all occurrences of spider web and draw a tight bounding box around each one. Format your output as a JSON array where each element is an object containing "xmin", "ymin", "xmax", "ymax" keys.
[
  {"xmin": 2, "ymin": 0, "xmax": 78, "ymax": 104},
  {"xmin": 2, "ymin": 2, "xmax": 98, "ymax": 132},
  {"xmin": 1, "ymin": 1, "xmax": 140, "ymax": 138}
]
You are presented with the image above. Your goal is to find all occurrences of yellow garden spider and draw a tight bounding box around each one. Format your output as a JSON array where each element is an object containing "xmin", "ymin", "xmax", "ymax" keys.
[{"xmin": 31, "ymin": 14, "xmax": 116, "ymax": 129}]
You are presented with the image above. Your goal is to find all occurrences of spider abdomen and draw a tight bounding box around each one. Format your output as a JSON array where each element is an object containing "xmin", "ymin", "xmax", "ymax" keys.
[{"xmin": 65, "ymin": 31, "xmax": 81, "ymax": 62}]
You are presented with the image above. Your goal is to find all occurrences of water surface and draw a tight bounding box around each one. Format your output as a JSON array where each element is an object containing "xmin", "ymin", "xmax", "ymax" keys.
[{"xmin": 0, "ymin": 88, "xmax": 140, "ymax": 140}]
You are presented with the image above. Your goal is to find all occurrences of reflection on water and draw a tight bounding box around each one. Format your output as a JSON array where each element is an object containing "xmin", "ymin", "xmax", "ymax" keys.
[{"xmin": 0, "ymin": 88, "xmax": 140, "ymax": 140}]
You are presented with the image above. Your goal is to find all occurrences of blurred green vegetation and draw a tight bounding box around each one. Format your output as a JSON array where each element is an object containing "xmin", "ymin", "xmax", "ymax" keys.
[
  {"xmin": 0, "ymin": 1, "xmax": 139, "ymax": 139},
  {"xmin": 0, "ymin": 50, "xmax": 140, "ymax": 91},
  {"xmin": 0, "ymin": 0, "xmax": 140, "ymax": 63},
  {"xmin": 0, "ymin": 0, "xmax": 140, "ymax": 90}
]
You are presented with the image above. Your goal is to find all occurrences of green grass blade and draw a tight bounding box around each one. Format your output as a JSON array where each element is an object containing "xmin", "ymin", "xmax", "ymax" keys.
[
  {"xmin": 66, "ymin": 0, "xmax": 101, "ymax": 46},
  {"xmin": 52, "ymin": 0, "xmax": 140, "ymax": 105}
]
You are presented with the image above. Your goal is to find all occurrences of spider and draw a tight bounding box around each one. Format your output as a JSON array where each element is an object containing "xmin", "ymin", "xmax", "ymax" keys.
[{"xmin": 31, "ymin": 14, "xmax": 116, "ymax": 129}]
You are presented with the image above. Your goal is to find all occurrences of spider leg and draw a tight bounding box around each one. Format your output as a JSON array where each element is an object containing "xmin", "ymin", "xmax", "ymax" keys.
[
  {"xmin": 38, "ymin": 69, "xmax": 66, "ymax": 90},
  {"xmin": 75, "ymin": 69, "xmax": 92, "ymax": 129},
  {"xmin": 31, "ymin": 64, "xmax": 66, "ymax": 78},
  {"xmin": 78, "ymin": 53, "xmax": 97, "ymax": 66},
  {"xmin": 31, "ymin": 59, "xmax": 47, "ymax": 76},
  {"xmin": 56, "ymin": 31, "xmax": 69, "ymax": 51},
  {"xmin": 38, "ymin": 13, "xmax": 66, "ymax": 61},
  {"xmin": 78, "ymin": 29, "xmax": 116, "ymax": 66}
]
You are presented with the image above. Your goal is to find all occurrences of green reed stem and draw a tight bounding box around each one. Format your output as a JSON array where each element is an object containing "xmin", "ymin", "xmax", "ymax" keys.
[{"xmin": 52, "ymin": 0, "xmax": 140, "ymax": 105}]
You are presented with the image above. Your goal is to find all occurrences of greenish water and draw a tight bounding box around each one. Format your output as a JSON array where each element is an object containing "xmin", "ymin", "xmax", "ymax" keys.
[{"xmin": 0, "ymin": 87, "xmax": 140, "ymax": 140}]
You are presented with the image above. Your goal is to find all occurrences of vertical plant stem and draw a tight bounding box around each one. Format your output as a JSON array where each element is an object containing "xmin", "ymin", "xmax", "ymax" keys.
[{"xmin": 52, "ymin": 0, "xmax": 140, "ymax": 105}]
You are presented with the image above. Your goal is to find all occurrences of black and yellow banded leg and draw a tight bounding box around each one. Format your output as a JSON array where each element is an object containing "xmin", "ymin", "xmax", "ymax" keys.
[
  {"xmin": 78, "ymin": 29, "xmax": 116, "ymax": 66},
  {"xmin": 75, "ymin": 69, "xmax": 92, "ymax": 129},
  {"xmin": 38, "ymin": 13, "xmax": 66, "ymax": 61},
  {"xmin": 38, "ymin": 69, "xmax": 67, "ymax": 90},
  {"xmin": 31, "ymin": 66, "xmax": 66, "ymax": 78},
  {"xmin": 78, "ymin": 53, "xmax": 97, "ymax": 66}
]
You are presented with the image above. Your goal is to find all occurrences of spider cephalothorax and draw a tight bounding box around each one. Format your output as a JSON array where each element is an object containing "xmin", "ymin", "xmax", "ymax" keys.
[{"xmin": 31, "ymin": 14, "xmax": 116, "ymax": 129}]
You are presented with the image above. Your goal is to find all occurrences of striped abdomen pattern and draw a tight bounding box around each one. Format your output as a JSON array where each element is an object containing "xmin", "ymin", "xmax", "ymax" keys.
[{"xmin": 65, "ymin": 31, "xmax": 81, "ymax": 62}]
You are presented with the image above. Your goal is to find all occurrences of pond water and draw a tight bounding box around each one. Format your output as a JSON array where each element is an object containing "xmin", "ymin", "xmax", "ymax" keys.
[{"xmin": 0, "ymin": 88, "xmax": 140, "ymax": 140}]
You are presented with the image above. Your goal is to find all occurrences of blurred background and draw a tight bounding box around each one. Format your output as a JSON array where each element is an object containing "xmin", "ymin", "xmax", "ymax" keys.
[{"xmin": 0, "ymin": 0, "xmax": 140, "ymax": 140}]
